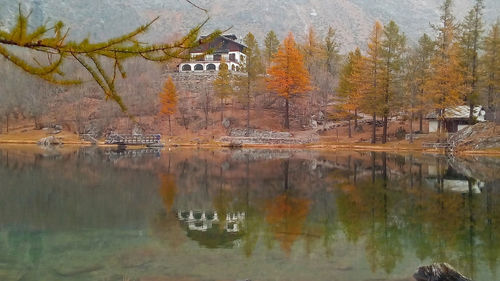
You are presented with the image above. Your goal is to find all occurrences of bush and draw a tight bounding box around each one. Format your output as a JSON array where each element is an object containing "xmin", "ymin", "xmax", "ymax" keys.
[{"xmin": 395, "ymin": 127, "xmax": 407, "ymax": 140}]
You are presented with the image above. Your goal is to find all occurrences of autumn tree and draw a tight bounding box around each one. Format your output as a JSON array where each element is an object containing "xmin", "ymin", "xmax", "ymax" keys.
[
  {"xmin": 458, "ymin": 0, "xmax": 485, "ymax": 124},
  {"xmin": 0, "ymin": 4, "xmax": 220, "ymax": 112},
  {"xmin": 267, "ymin": 33, "xmax": 311, "ymax": 130},
  {"xmin": 481, "ymin": 21, "xmax": 500, "ymax": 122},
  {"xmin": 362, "ymin": 21, "xmax": 385, "ymax": 144},
  {"xmin": 424, "ymin": 0, "xmax": 467, "ymax": 138},
  {"xmin": 380, "ymin": 21, "xmax": 406, "ymax": 143},
  {"xmin": 337, "ymin": 48, "xmax": 365, "ymax": 138},
  {"xmin": 158, "ymin": 76, "xmax": 178, "ymax": 135},
  {"xmin": 264, "ymin": 30, "xmax": 280, "ymax": 66},
  {"xmin": 213, "ymin": 60, "xmax": 234, "ymax": 123},
  {"xmin": 324, "ymin": 26, "xmax": 342, "ymax": 77},
  {"xmin": 414, "ymin": 34, "xmax": 436, "ymax": 132}
]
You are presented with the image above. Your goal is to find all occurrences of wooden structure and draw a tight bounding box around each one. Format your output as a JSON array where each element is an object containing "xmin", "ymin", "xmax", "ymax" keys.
[{"xmin": 105, "ymin": 134, "xmax": 162, "ymax": 146}]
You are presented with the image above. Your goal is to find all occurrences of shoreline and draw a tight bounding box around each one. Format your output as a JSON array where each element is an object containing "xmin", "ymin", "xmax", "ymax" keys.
[{"xmin": 1, "ymin": 139, "xmax": 499, "ymax": 156}]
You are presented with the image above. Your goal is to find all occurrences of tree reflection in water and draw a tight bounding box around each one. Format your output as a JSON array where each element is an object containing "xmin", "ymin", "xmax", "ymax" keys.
[{"xmin": 0, "ymin": 147, "xmax": 499, "ymax": 280}]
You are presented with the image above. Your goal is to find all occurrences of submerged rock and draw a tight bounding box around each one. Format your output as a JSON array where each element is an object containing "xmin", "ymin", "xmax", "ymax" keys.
[{"xmin": 414, "ymin": 263, "xmax": 472, "ymax": 281}]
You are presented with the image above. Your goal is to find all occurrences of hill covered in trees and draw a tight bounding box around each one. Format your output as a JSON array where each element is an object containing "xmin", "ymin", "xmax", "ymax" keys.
[{"xmin": 1, "ymin": 0, "xmax": 499, "ymax": 51}]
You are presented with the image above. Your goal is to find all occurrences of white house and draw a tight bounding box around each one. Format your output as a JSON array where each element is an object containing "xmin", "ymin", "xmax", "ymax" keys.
[
  {"xmin": 426, "ymin": 105, "xmax": 486, "ymax": 133},
  {"xmin": 179, "ymin": 34, "xmax": 247, "ymax": 73}
]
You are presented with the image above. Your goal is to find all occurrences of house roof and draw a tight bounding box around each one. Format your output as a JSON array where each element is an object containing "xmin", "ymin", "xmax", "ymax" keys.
[
  {"xmin": 191, "ymin": 34, "xmax": 247, "ymax": 53},
  {"xmin": 426, "ymin": 105, "xmax": 486, "ymax": 121}
]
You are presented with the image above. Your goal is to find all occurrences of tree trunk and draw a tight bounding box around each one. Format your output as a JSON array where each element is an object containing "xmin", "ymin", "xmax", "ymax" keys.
[
  {"xmin": 382, "ymin": 115, "xmax": 388, "ymax": 144},
  {"xmin": 283, "ymin": 159, "xmax": 289, "ymax": 191},
  {"xmin": 5, "ymin": 114, "xmax": 8, "ymax": 133},
  {"xmin": 354, "ymin": 109, "xmax": 358, "ymax": 129},
  {"xmin": 220, "ymin": 98, "xmax": 224, "ymax": 124},
  {"xmin": 409, "ymin": 112, "xmax": 414, "ymax": 144},
  {"xmin": 168, "ymin": 115, "xmax": 172, "ymax": 136},
  {"xmin": 284, "ymin": 98, "xmax": 290, "ymax": 130},
  {"xmin": 419, "ymin": 112, "xmax": 423, "ymax": 132},
  {"xmin": 246, "ymin": 94, "xmax": 250, "ymax": 136},
  {"xmin": 469, "ymin": 103, "xmax": 474, "ymax": 125},
  {"xmin": 348, "ymin": 118, "xmax": 352, "ymax": 138},
  {"xmin": 371, "ymin": 113, "xmax": 376, "ymax": 144}
]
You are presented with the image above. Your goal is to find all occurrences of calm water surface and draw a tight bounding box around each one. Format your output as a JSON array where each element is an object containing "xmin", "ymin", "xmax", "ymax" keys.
[{"xmin": 0, "ymin": 147, "xmax": 499, "ymax": 281}]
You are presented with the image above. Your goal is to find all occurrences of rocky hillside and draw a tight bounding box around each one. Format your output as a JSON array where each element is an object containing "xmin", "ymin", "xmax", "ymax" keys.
[{"xmin": 1, "ymin": 0, "xmax": 499, "ymax": 51}]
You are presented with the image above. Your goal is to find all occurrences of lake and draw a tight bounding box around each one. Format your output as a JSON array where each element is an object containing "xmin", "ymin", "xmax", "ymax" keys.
[{"xmin": 0, "ymin": 146, "xmax": 499, "ymax": 281}]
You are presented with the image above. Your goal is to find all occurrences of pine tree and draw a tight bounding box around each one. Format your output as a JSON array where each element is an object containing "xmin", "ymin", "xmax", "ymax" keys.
[
  {"xmin": 213, "ymin": 60, "xmax": 234, "ymax": 123},
  {"xmin": 415, "ymin": 34, "xmax": 436, "ymax": 131},
  {"xmin": 380, "ymin": 21, "xmax": 406, "ymax": 143},
  {"xmin": 459, "ymin": 0, "xmax": 484, "ymax": 124},
  {"xmin": 481, "ymin": 21, "xmax": 500, "ymax": 123},
  {"xmin": 362, "ymin": 21, "xmax": 385, "ymax": 144},
  {"xmin": 0, "ymin": 4, "xmax": 220, "ymax": 112},
  {"xmin": 264, "ymin": 30, "xmax": 280, "ymax": 66},
  {"xmin": 159, "ymin": 76, "xmax": 178, "ymax": 136},
  {"xmin": 241, "ymin": 32, "xmax": 265, "ymax": 132},
  {"xmin": 267, "ymin": 33, "xmax": 311, "ymax": 130},
  {"xmin": 324, "ymin": 26, "xmax": 342, "ymax": 77}
]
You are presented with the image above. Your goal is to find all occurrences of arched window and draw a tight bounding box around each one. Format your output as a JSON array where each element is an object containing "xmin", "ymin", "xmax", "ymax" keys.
[
  {"xmin": 206, "ymin": 64, "xmax": 216, "ymax": 71},
  {"xmin": 194, "ymin": 64, "xmax": 204, "ymax": 71},
  {"xmin": 236, "ymin": 66, "xmax": 240, "ymax": 72},
  {"xmin": 182, "ymin": 64, "xmax": 192, "ymax": 71},
  {"xmin": 231, "ymin": 65, "xmax": 236, "ymax": 71}
]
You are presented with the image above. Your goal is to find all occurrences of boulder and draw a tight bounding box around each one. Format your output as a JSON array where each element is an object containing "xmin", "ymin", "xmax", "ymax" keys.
[
  {"xmin": 414, "ymin": 263, "xmax": 472, "ymax": 281},
  {"xmin": 37, "ymin": 136, "xmax": 62, "ymax": 146}
]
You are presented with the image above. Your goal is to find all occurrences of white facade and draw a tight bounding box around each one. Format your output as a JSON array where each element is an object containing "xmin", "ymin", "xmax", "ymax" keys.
[
  {"xmin": 429, "ymin": 120, "xmax": 439, "ymax": 133},
  {"xmin": 179, "ymin": 52, "xmax": 246, "ymax": 73}
]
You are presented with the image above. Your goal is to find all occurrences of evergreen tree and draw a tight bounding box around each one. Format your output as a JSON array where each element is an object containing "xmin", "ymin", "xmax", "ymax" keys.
[
  {"xmin": 241, "ymin": 32, "xmax": 265, "ymax": 132},
  {"xmin": 324, "ymin": 26, "xmax": 342, "ymax": 77},
  {"xmin": 380, "ymin": 21, "xmax": 406, "ymax": 143},
  {"xmin": 481, "ymin": 21, "xmax": 500, "ymax": 123},
  {"xmin": 159, "ymin": 76, "xmax": 178, "ymax": 136},
  {"xmin": 415, "ymin": 34, "xmax": 436, "ymax": 131},
  {"xmin": 264, "ymin": 30, "xmax": 280, "ymax": 66},
  {"xmin": 459, "ymin": 0, "xmax": 485, "ymax": 124},
  {"xmin": 267, "ymin": 33, "xmax": 311, "ymax": 130},
  {"xmin": 213, "ymin": 60, "xmax": 234, "ymax": 123},
  {"xmin": 0, "ymin": 5, "xmax": 220, "ymax": 112}
]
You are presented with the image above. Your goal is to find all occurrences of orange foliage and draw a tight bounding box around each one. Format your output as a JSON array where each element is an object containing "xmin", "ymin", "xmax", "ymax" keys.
[
  {"xmin": 265, "ymin": 194, "xmax": 310, "ymax": 254},
  {"xmin": 267, "ymin": 33, "xmax": 311, "ymax": 99},
  {"xmin": 159, "ymin": 76, "xmax": 178, "ymax": 117}
]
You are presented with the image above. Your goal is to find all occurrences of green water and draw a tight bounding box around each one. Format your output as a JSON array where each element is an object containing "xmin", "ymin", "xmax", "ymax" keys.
[{"xmin": 0, "ymin": 147, "xmax": 499, "ymax": 281}]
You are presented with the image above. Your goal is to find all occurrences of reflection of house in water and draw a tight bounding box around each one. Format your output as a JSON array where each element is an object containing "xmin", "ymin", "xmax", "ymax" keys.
[
  {"xmin": 426, "ymin": 164, "xmax": 483, "ymax": 194},
  {"xmin": 177, "ymin": 210, "xmax": 245, "ymax": 248}
]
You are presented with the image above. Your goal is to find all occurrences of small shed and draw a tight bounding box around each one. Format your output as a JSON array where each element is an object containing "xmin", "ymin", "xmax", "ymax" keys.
[{"xmin": 426, "ymin": 106, "xmax": 486, "ymax": 133}]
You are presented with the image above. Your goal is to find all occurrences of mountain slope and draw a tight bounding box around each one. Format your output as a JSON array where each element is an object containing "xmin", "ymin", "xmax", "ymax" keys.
[{"xmin": 0, "ymin": 0, "xmax": 499, "ymax": 51}]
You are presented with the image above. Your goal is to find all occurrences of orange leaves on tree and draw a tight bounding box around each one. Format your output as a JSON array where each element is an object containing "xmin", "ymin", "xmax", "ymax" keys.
[
  {"xmin": 267, "ymin": 32, "xmax": 311, "ymax": 129},
  {"xmin": 267, "ymin": 33, "xmax": 311, "ymax": 99},
  {"xmin": 158, "ymin": 76, "xmax": 178, "ymax": 135},
  {"xmin": 265, "ymin": 194, "xmax": 310, "ymax": 254}
]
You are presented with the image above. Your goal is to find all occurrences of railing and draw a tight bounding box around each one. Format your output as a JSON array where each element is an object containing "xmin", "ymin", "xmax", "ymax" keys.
[{"xmin": 105, "ymin": 134, "xmax": 161, "ymax": 146}]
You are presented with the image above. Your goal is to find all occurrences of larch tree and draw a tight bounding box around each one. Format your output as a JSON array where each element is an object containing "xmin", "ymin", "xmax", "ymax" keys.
[
  {"xmin": 458, "ymin": 0, "xmax": 484, "ymax": 124},
  {"xmin": 0, "ymin": 4, "xmax": 220, "ymax": 113},
  {"xmin": 337, "ymin": 48, "xmax": 365, "ymax": 138},
  {"xmin": 324, "ymin": 26, "xmax": 342, "ymax": 77},
  {"xmin": 267, "ymin": 33, "xmax": 311, "ymax": 130},
  {"xmin": 481, "ymin": 21, "xmax": 500, "ymax": 123},
  {"xmin": 159, "ymin": 76, "xmax": 178, "ymax": 136},
  {"xmin": 362, "ymin": 21, "xmax": 385, "ymax": 144},
  {"xmin": 380, "ymin": 21, "xmax": 406, "ymax": 144},
  {"xmin": 424, "ymin": 0, "xmax": 467, "ymax": 139},
  {"xmin": 213, "ymin": 60, "xmax": 234, "ymax": 123},
  {"xmin": 264, "ymin": 30, "xmax": 280, "ymax": 66}
]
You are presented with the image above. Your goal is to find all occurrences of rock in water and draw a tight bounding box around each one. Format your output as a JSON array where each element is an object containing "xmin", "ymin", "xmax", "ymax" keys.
[{"xmin": 414, "ymin": 263, "xmax": 472, "ymax": 281}]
